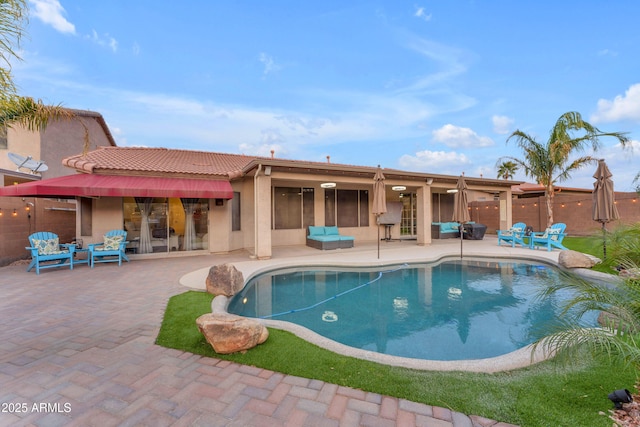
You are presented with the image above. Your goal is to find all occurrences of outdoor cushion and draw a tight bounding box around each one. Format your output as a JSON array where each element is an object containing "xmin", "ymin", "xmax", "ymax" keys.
[
  {"xmin": 98, "ymin": 235, "xmax": 124, "ymax": 251},
  {"xmin": 325, "ymin": 226, "xmax": 340, "ymax": 235},
  {"xmin": 32, "ymin": 237, "xmax": 66, "ymax": 255},
  {"xmin": 308, "ymin": 226, "xmax": 325, "ymax": 236}
]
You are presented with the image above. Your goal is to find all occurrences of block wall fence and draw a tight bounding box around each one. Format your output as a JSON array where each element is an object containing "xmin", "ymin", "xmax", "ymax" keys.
[
  {"xmin": 470, "ymin": 192, "xmax": 639, "ymax": 236},
  {"xmin": 0, "ymin": 197, "xmax": 75, "ymax": 267}
]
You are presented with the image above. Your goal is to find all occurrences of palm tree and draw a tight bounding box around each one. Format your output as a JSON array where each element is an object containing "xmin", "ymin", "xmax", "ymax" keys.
[
  {"xmin": 534, "ymin": 223, "xmax": 640, "ymax": 369},
  {"xmin": 0, "ymin": 0, "xmax": 28, "ymax": 98},
  {"xmin": 501, "ymin": 112, "xmax": 629, "ymax": 228},
  {"xmin": 0, "ymin": 0, "xmax": 73, "ymax": 132},
  {"xmin": 496, "ymin": 160, "xmax": 518, "ymax": 180}
]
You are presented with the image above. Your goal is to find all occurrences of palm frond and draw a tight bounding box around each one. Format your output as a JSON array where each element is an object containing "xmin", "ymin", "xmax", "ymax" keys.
[{"xmin": 0, "ymin": 96, "xmax": 73, "ymax": 131}]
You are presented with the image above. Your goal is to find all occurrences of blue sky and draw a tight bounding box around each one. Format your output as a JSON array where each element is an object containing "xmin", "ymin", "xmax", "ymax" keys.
[{"xmin": 15, "ymin": 1, "xmax": 640, "ymax": 190}]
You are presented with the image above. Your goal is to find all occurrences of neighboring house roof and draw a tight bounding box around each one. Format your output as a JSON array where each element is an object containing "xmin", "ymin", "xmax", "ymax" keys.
[
  {"xmin": 67, "ymin": 108, "xmax": 117, "ymax": 147},
  {"xmin": 511, "ymin": 182, "xmax": 592, "ymax": 196}
]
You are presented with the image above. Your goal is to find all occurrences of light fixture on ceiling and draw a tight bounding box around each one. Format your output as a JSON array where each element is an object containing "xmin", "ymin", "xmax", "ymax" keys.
[
  {"xmin": 392, "ymin": 186, "xmax": 406, "ymax": 191},
  {"xmin": 446, "ymin": 189, "xmax": 458, "ymax": 194},
  {"xmin": 320, "ymin": 182, "xmax": 336, "ymax": 188}
]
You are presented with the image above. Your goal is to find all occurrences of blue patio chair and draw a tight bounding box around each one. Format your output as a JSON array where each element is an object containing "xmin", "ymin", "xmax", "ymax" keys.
[
  {"xmin": 88, "ymin": 230, "xmax": 130, "ymax": 268},
  {"xmin": 26, "ymin": 231, "xmax": 76, "ymax": 274},
  {"xmin": 497, "ymin": 222, "xmax": 527, "ymax": 248},
  {"xmin": 529, "ymin": 223, "xmax": 568, "ymax": 251}
]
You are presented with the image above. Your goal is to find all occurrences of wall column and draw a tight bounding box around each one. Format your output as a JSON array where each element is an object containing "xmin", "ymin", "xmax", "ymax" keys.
[
  {"xmin": 416, "ymin": 183, "xmax": 432, "ymax": 245},
  {"xmin": 255, "ymin": 172, "xmax": 272, "ymax": 259},
  {"xmin": 498, "ymin": 190, "xmax": 513, "ymax": 230}
]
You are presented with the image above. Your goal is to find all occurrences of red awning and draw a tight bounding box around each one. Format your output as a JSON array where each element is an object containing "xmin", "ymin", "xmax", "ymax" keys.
[{"xmin": 0, "ymin": 174, "xmax": 234, "ymax": 199}]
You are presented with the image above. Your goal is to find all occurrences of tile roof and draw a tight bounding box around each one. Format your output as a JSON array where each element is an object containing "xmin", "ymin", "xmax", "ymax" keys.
[{"xmin": 63, "ymin": 147, "xmax": 256, "ymax": 178}]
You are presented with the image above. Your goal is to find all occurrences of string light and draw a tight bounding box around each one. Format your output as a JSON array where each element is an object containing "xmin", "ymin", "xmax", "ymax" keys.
[
  {"xmin": 12, "ymin": 209, "xmax": 17, "ymax": 217},
  {"xmin": 0, "ymin": 208, "xmax": 3, "ymax": 216}
]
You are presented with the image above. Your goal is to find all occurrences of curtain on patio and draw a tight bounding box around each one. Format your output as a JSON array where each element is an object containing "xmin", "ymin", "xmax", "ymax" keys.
[
  {"xmin": 135, "ymin": 197, "xmax": 154, "ymax": 254},
  {"xmin": 181, "ymin": 198, "xmax": 199, "ymax": 251}
]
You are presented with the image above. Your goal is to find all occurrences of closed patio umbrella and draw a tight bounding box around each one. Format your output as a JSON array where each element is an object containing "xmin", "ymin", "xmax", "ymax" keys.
[
  {"xmin": 372, "ymin": 166, "xmax": 387, "ymax": 259},
  {"xmin": 452, "ymin": 175, "xmax": 470, "ymax": 259},
  {"xmin": 592, "ymin": 159, "xmax": 619, "ymax": 259}
]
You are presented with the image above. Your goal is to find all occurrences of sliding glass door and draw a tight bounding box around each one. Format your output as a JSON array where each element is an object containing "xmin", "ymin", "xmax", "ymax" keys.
[{"xmin": 122, "ymin": 197, "xmax": 209, "ymax": 253}]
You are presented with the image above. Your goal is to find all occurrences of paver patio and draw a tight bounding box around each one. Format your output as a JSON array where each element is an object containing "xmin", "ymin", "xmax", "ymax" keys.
[{"xmin": 0, "ymin": 239, "xmax": 530, "ymax": 426}]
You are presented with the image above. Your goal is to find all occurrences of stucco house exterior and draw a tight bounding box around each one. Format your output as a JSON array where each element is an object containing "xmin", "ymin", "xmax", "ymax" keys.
[{"xmin": 1, "ymin": 145, "xmax": 517, "ymax": 261}]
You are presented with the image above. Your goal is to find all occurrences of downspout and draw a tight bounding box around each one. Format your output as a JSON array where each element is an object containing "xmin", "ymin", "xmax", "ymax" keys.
[{"xmin": 252, "ymin": 164, "xmax": 262, "ymax": 259}]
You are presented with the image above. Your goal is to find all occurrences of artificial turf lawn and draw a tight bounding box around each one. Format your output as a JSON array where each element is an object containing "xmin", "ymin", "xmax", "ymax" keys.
[{"xmin": 156, "ymin": 290, "xmax": 638, "ymax": 427}]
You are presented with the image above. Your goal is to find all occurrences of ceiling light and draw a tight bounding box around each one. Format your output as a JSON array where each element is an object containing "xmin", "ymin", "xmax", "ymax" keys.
[
  {"xmin": 392, "ymin": 186, "xmax": 406, "ymax": 191},
  {"xmin": 320, "ymin": 182, "xmax": 336, "ymax": 188}
]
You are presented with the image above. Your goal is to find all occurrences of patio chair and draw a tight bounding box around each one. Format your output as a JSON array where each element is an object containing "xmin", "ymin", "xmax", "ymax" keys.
[
  {"xmin": 529, "ymin": 223, "xmax": 568, "ymax": 251},
  {"xmin": 88, "ymin": 230, "xmax": 130, "ymax": 268},
  {"xmin": 26, "ymin": 231, "xmax": 76, "ymax": 274},
  {"xmin": 497, "ymin": 222, "xmax": 527, "ymax": 248}
]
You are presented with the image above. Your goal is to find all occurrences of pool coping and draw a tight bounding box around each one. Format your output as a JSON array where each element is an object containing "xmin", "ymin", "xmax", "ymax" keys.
[{"xmin": 182, "ymin": 240, "xmax": 620, "ymax": 373}]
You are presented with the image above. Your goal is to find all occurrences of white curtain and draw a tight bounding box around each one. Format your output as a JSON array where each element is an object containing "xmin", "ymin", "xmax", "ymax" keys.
[
  {"xmin": 181, "ymin": 198, "xmax": 199, "ymax": 250},
  {"xmin": 135, "ymin": 197, "xmax": 154, "ymax": 254}
]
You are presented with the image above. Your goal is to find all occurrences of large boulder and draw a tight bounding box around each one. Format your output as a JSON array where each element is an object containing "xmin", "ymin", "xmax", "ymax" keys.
[
  {"xmin": 206, "ymin": 263, "xmax": 244, "ymax": 296},
  {"xmin": 558, "ymin": 250, "xmax": 601, "ymax": 269},
  {"xmin": 196, "ymin": 313, "xmax": 269, "ymax": 354}
]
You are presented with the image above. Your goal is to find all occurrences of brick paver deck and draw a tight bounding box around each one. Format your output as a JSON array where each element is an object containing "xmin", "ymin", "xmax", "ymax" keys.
[{"xmin": 0, "ymin": 249, "xmax": 518, "ymax": 426}]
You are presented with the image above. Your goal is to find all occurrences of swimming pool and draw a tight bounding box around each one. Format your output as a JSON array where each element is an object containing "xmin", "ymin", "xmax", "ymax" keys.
[{"xmin": 227, "ymin": 258, "xmax": 598, "ymax": 362}]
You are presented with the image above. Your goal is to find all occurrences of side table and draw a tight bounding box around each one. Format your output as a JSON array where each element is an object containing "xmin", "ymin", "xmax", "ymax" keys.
[{"xmin": 74, "ymin": 248, "xmax": 90, "ymax": 266}]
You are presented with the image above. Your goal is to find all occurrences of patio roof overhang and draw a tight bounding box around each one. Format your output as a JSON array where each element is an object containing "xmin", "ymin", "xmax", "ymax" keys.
[{"xmin": 0, "ymin": 174, "xmax": 234, "ymax": 199}]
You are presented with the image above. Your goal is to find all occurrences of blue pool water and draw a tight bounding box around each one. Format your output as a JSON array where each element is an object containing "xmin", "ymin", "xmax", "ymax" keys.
[{"xmin": 227, "ymin": 259, "xmax": 598, "ymax": 361}]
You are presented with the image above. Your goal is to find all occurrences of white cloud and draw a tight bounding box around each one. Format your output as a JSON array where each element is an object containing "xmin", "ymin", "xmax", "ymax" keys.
[
  {"xmin": 30, "ymin": 0, "xmax": 75, "ymax": 34},
  {"xmin": 239, "ymin": 142, "xmax": 287, "ymax": 158},
  {"xmin": 398, "ymin": 150, "xmax": 470, "ymax": 173},
  {"xmin": 597, "ymin": 48, "xmax": 618, "ymax": 57},
  {"xmin": 432, "ymin": 124, "xmax": 494, "ymax": 148},
  {"xmin": 259, "ymin": 52, "xmax": 281, "ymax": 77},
  {"xmin": 492, "ymin": 115, "xmax": 514, "ymax": 134},
  {"xmin": 414, "ymin": 6, "xmax": 432, "ymax": 22},
  {"xmin": 591, "ymin": 83, "xmax": 640, "ymax": 123},
  {"xmin": 88, "ymin": 30, "xmax": 118, "ymax": 53}
]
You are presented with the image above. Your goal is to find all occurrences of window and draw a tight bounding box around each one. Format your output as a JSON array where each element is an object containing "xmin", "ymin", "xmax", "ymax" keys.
[
  {"xmin": 80, "ymin": 198, "xmax": 92, "ymax": 236},
  {"xmin": 273, "ymin": 187, "xmax": 314, "ymax": 229},
  {"xmin": 232, "ymin": 192, "xmax": 241, "ymax": 231},
  {"xmin": 325, "ymin": 189, "xmax": 369, "ymax": 227}
]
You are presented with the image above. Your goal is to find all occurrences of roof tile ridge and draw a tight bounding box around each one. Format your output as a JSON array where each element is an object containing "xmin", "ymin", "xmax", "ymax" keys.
[{"xmin": 62, "ymin": 155, "xmax": 97, "ymax": 173}]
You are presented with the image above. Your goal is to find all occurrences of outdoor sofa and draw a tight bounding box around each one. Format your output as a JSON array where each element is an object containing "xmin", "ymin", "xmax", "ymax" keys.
[
  {"xmin": 306, "ymin": 226, "xmax": 354, "ymax": 250},
  {"xmin": 431, "ymin": 222, "xmax": 462, "ymax": 239}
]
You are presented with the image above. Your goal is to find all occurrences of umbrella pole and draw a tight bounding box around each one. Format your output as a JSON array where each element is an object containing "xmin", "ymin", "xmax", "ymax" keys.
[
  {"xmin": 460, "ymin": 224, "xmax": 463, "ymax": 259},
  {"xmin": 377, "ymin": 223, "xmax": 380, "ymax": 259},
  {"xmin": 602, "ymin": 222, "xmax": 607, "ymax": 260}
]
